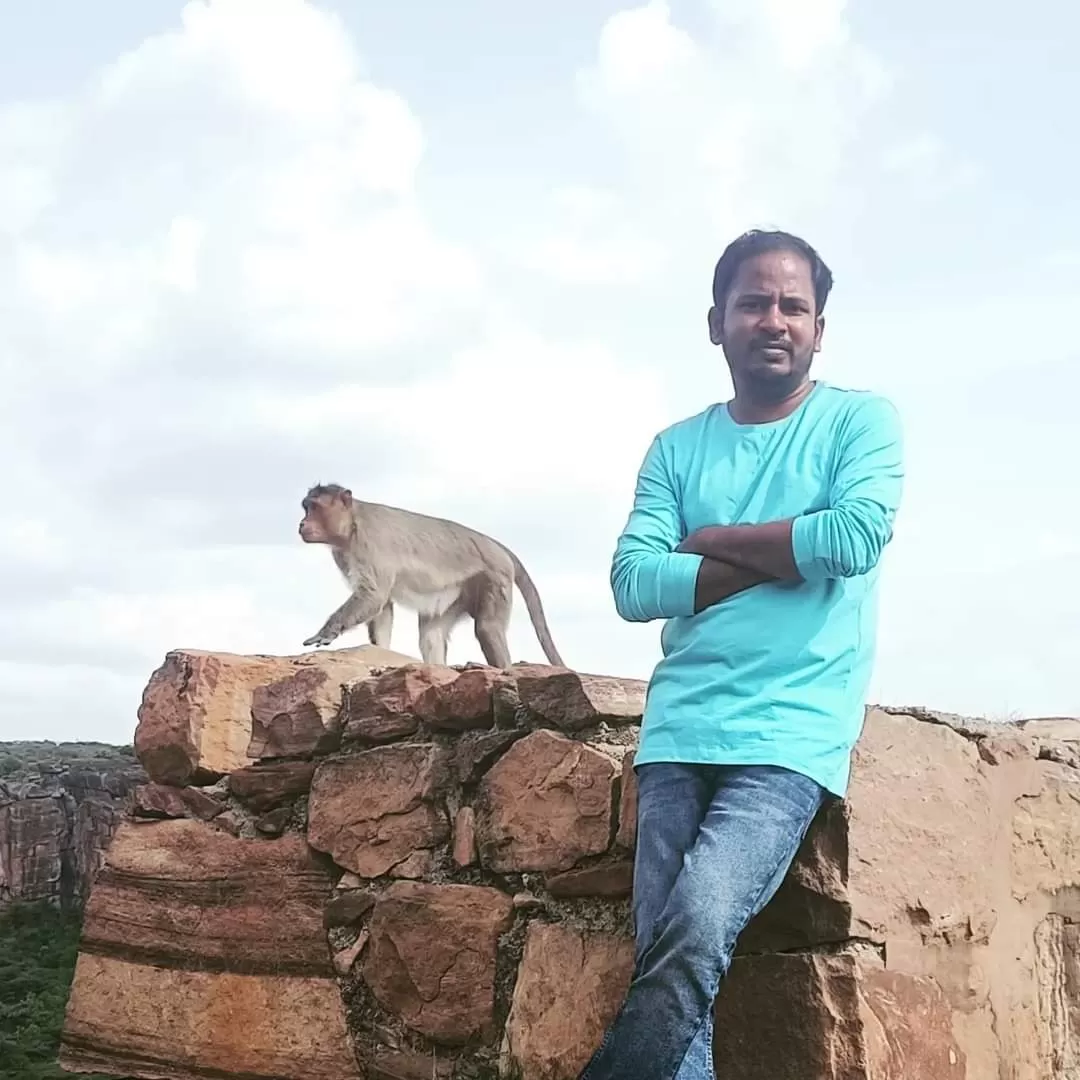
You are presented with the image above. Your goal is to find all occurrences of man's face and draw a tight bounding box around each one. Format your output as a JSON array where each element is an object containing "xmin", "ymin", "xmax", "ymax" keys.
[{"xmin": 708, "ymin": 249, "xmax": 824, "ymax": 400}]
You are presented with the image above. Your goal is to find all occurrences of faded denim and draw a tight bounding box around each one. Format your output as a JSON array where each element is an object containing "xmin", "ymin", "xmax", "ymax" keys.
[{"xmin": 578, "ymin": 762, "xmax": 827, "ymax": 1080}]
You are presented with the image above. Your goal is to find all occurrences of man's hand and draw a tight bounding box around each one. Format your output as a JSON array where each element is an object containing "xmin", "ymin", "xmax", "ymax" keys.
[{"xmin": 675, "ymin": 528, "xmax": 714, "ymax": 556}]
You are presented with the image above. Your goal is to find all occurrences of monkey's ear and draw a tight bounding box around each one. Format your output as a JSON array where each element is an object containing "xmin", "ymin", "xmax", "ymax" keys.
[{"xmin": 340, "ymin": 489, "xmax": 353, "ymax": 503}]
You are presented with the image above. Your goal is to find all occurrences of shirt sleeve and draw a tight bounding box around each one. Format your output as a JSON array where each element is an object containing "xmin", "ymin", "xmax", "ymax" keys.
[
  {"xmin": 609, "ymin": 435, "xmax": 704, "ymax": 622},
  {"xmin": 791, "ymin": 393, "xmax": 905, "ymax": 581}
]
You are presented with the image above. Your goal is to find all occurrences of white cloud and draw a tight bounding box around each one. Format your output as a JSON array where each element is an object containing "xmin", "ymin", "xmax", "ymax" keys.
[{"xmin": 576, "ymin": 0, "xmax": 891, "ymax": 232}]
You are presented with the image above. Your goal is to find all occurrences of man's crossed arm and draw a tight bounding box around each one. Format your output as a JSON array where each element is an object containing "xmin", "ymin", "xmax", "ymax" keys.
[{"xmin": 610, "ymin": 395, "xmax": 904, "ymax": 619}]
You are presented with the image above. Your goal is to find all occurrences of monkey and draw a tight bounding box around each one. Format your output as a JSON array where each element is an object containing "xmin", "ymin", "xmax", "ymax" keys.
[{"xmin": 296, "ymin": 483, "xmax": 565, "ymax": 670}]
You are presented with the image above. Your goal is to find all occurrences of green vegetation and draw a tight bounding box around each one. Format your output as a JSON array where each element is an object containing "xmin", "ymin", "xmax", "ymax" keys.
[
  {"xmin": 0, "ymin": 742, "xmax": 135, "ymax": 782},
  {"xmin": 0, "ymin": 902, "xmax": 113, "ymax": 1080}
]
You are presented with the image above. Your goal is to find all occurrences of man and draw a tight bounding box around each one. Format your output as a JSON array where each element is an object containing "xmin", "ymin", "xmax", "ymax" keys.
[{"xmin": 579, "ymin": 230, "xmax": 904, "ymax": 1080}]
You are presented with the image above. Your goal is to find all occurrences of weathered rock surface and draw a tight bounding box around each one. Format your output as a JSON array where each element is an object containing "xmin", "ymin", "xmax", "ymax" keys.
[
  {"xmin": 0, "ymin": 763, "xmax": 143, "ymax": 907},
  {"xmin": 131, "ymin": 781, "xmax": 225, "ymax": 821},
  {"xmin": 59, "ymin": 648, "xmax": 1080, "ymax": 1080},
  {"xmin": 135, "ymin": 646, "xmax": 415, "ymax": 785},
  {"xmin": 60, "ymin": 817, "xmax": 358, "ymax": 1079},
  {"xmin": 513, "ymin": 666, "xmax": 646, "ymax": 730},
  {"xmin": 475, "ymin": 730, "xmax": 616, "ymax": 872},
  {"xmin": 343, "ymin": 663, "xmax": 457, "ymax": 743},
  {"xmin": 307, "ymin": 744, "xmax": 449, "ymax": 877},
  {"xmin": 227, "ymin": 760, "xmax": 316, "ymax": 812},
  {"xmin": 362, "ymin": 881, "xmax": 514, "ymax": 1044},
  {"xmin": 416, "ymin": 665, "xmax": 502, "ymax": 731},
  {"xmin": 713, "ymin": 946, "xmax": 967, "ymax": 1080},
  {"xmin": 502, "ymin": 922, "xmax": 634, "ymax": 1080}
]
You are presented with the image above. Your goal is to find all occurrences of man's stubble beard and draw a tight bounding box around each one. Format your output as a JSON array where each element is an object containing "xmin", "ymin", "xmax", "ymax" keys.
[{"xmin": 723, "ymin": 345, "xmax": 814, "ymax": 405}]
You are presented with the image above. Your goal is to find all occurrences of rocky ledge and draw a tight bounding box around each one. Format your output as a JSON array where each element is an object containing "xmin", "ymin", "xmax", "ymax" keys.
[{"xmin": 58, "ymin": 645, "xmax": 1080, "ymax": 1080}]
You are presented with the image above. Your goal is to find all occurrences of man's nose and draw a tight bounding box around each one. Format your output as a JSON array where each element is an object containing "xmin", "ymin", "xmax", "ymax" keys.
[{"xmin": 759, "ymin": 303, "xmax": 785, "ymax": 333}]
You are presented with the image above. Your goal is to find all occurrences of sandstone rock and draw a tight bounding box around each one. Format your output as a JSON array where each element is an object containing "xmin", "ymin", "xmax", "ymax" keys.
[
  {"xmin": 1, "ymin": 764, "xmax": 142, "ymax": 907},
  {"xmin": 475, "ymin": 730, "xmax": 616, "ymax": 873},
  {"xmin": 368, "ymin": 1046, "xmax": 452, "ymax": 1080},
  {"xmin": 336, "ymin": 871, "xmax": 363, "ymax": 890},
  {"xmin": 363, "ymin": 881, "xmax": 514, "ymax": 1044},
  {"xmin": 255, "ymin": 806, "xmax": 291, "ymax": 836},
  {"xmin": 1010, "ymin": 760, "xmax": 1080, "ymax": 900},
  {"xmin": 614, "ymin": 751, "xmax": 637, "ymax": 851},
  {"xmin": 501, "ymin": 922, "xmax": 634, "ymax": 1080},
  {"xmin": 61, "ymin": 956, "xmax": 359, "ymax": 1080},
  {"xmin": 228, "ymin": 760, "xmax": 316, "ymax": 812},
  {"xmin": 60, "ymin": 817, "xmax": 357, "ymax": 1079},
  {"xmin": 343, "ymin": 663, "xmax": 457, "ymax": 743},
  {"xmin": 307, "ymin": 745, "xmax": 449, "ymax": 878},
  {"xmin": 513, "ymin": 666, "xmax": 646, "ymax": 730},
  {"xmin": 132, "ymin": 782, "xmax": 225, "ymax": 821},
  {"xmin": 739, "ymin": 707, "xmax": 1001, "ymax": 954},
  {"xmin": 454, "ymin": 729, "xmax": 525, "ymax": 785},
  {"xmin": 416, "ymin": 665, "xmax": 501, "ymax": 731},
  {"xmin": 390, "ymin": 849, "xmax": 435, "ymax": 879},
  {"xmin": 333, "ymin": 928, "xmax": 369, "ymax": 975},
  {"xmin": 545, "ymin": 861, "xmax": 633, "ymax": 899},
  {"xmin": 135, "ymin": 646, "xmax": 414, "ymax": 785},
  {"xmin": 712, "ymin": 946, "xmax": 967, "ymax": 1080},
  {"xmin": 323, "ymin": 890, "xmax": 375, "ymax": 928},
  {"xmin": 453, "ymin": 806, "xmax": 476, "ymax": 867}
]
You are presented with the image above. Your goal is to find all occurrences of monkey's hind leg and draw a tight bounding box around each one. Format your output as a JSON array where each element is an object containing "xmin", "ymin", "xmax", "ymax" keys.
[
  {"xmin": 367, "ymin": 603, "xmax": 394, "ymax": 648},
  {"xmin": 473, "ymin": 575, "xmax": 513, "ymax": 669},
  {"xmin": 417, "ymin": 604, "xmax": 467, "ymax": 666}
]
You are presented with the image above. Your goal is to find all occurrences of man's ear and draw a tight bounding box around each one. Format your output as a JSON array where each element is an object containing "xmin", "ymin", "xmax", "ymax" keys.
[
  {"xmin": 707, "ymin": 305, "xmax": 723, "ymax": 346},
  {"xmin": 813, "ymin": 314, "xmax": 825, "ymax": 353}
]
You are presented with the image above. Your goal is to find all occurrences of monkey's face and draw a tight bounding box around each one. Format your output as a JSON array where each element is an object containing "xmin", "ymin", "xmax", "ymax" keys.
[{"xmin": 298, "ymin": 490, "xmax": 353, "ymax": 546}]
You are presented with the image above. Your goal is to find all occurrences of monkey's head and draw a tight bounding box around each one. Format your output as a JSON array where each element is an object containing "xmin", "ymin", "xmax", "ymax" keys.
[{"xmin": 299, "ymin": 484, "xmax": 355, "ymax": 546}]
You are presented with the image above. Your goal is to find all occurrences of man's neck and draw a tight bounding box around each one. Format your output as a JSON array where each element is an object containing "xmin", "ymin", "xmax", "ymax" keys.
[{"xmin": 729, "ymin": 379, "xmax": 816, "ymax": 425}]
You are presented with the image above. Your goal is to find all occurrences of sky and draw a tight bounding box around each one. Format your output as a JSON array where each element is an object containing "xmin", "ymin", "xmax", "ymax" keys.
[{"xmin": 0, "ymin": 0, "xmax": 1077, "ymax": 745}]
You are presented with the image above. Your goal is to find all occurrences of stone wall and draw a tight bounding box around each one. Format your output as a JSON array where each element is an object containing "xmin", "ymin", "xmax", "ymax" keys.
[
  {"xmin": 0, "ymin": 762, "xmax": 144, "ymax": 909},
  {"xmin": 59, "ymin": 645, "xmax": 1080, "ymax": 1080}
]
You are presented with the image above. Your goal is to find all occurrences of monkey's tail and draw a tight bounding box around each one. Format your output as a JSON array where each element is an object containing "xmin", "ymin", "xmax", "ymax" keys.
[{"xmin": 509, "ymin": 553, "xmax": 566, "ymax": 668}]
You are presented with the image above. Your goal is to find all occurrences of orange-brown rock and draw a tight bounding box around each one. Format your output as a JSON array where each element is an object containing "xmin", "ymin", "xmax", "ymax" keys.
[
  {"xmin": 227, "ymin": 760, "xmax": 316, "ymax": 812},
  {"xmin": 415, "ymin": 665, "xmax": 501, "ymax": 731},
  {"xmin": 343, "ymin": 662, "xmax": 457, "ymax": 743},
  {"xmin": 545, "ymin": 860, "xmax": 633, "ymax": 899},
  {"xmin": 135, "ymin": 646, "xmax": 415, "ymax": 785},
  {"xmin": 368, "ymin": 1047, "xmax": 453, "ymax": 1080},
  {"xmin": 614, "ymin": 750, "xmax": 637, "ymax": 850},
  {"xmin": 131, "ymin": 781, "xmax": 225, "ymax": 821},
  {"xmin": 362, "ymin": 881, "xmax": 514, "ymax": 1044},
  {"xmin": 713, "ymin": 946, "xmax": 966, "ymax": 1080},
  {"xmin": 307, "ymin": 745, "xmax": 449, "ymax": 878},
  {"xmin": 452, "ymin": 806, "xmax": 476, "ymax": 867},
  {"xmin": 501, "ymin": 922, "xmax": 634, "ymax": 1080},
  {"xmin": 513, "ymin": 665, "xmax": 646, "ymax": 730},
  {"xmin": 59, "ymin": 817, "xmax": 358, "ymax": 1079},
  {"xmin": 474, "ymin": 730, "xmax": 616, "ymax": 873}
]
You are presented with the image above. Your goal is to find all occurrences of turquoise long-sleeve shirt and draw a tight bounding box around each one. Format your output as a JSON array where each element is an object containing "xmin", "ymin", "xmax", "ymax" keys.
[{"xmin": 611, "ymin": 382, "xmax": 904, "ymax": 797}]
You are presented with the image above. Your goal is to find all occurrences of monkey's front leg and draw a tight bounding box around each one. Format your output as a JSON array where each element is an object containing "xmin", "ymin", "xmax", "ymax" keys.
[{"xmin": 303, "ymin": 590, "xmax": 388, "ymax": 648}]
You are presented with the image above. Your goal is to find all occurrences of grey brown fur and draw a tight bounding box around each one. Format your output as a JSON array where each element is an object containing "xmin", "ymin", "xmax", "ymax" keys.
[{"xmin": 298, "ymin": 484, "xmax": 565, "ymax": 669}]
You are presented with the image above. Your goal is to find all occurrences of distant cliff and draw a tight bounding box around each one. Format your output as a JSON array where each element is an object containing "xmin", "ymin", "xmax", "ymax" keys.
[{"xmin": 0, "ymin": 742, "xmax": 145, "ymax": 909}]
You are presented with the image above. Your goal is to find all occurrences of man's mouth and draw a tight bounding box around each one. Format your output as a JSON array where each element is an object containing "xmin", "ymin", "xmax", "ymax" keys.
[{"xmin": 753, "ymin": 343, "xmax": 791, "ymax": 359}]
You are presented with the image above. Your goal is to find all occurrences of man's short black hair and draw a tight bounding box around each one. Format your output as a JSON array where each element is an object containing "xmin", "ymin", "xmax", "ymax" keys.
[{"xmin": 711, "ymin": 229, "xmax": 834, "ymax": 317}]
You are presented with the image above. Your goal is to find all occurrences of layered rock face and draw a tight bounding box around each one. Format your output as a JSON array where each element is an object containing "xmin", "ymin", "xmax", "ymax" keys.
[
  {"xmin": 0, "ymin": 761, "xmax": 145, "ymax": 908},
  {"xmin": 59, "ymin": 646, "xmax": 1080, "ymax": 1080}
]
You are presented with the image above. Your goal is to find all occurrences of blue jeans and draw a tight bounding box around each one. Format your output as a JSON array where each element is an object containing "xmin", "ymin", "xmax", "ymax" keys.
[{"xmin": 579, "ymin": 763, "xmax": 827, "ymax": 1080}]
